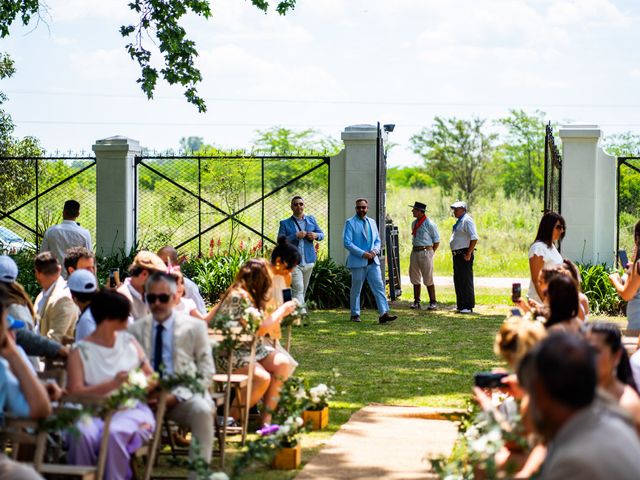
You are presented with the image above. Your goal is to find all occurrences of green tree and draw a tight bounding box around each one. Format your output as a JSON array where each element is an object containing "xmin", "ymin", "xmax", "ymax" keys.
[
  {"xmin": 0, "ymin": 52, "xmax": 41, "ymax": 211},
  {"xmin": 409, "ymin": 117, "xmax": 496, "ymax": 205},
  {"xmin": 0, "ymin": 0, "xmax": 297, "ymax": 112},
  {"xmin": 603, "ymin": 132, "xmax": 640, "ymax": 156},
  {"xmin": 179, "ymin": 136, "xmax": 204, "ymax": 152},
  {"xmin": 252, "ymin": 127, "xmax": 341, "ymax": 155},
  {"xmin": 495, "ymin": 109, "xmax": 546, "ymax": 198}
]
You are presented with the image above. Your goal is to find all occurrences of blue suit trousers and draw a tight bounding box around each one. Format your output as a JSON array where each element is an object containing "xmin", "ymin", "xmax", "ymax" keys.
[{"xmin": 349, "ymin": 263, "xmax": 389, "ymax": 316}]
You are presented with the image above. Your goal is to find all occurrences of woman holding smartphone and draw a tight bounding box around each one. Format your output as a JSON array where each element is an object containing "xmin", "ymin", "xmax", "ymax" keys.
[{"xmin": 610, "ymin": 221, "xmax": 640, "ymax": 330}]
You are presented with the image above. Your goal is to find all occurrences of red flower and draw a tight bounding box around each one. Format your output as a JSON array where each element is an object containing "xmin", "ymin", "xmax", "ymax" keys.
[{"xmin": 239, "ymin": 240, "xmax": 245, "ymax": 251}]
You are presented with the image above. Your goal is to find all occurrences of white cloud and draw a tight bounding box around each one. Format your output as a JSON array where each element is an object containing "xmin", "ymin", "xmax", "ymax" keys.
[
  {"xmin": 69, "ymin": 48, "xmax": 138, "ymax": 82},
  {"xmin": 547, "ymin": 0, "xmax": 632, "ymax": 27},
  {"xmin": 47, "ymin": 0, "xmax": 134, "ymax": 22}
]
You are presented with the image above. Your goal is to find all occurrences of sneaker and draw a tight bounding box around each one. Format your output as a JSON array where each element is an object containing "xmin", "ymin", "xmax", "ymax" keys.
[
  {"xmin": 378, "ymin": 312, "xmax": 398, "ymax": 324},
  {"xmin": 427, "ymin": 302, "xmax": 437, "ymax": 311},
  {"xmin": 410, "ymin": 301, "xmax": 421, "ymax": 310},
  {"xmin": 351, "ymin": 315, "xmax": 361, "ymax": 323},
  {"xmin": 458, "ymin": 308, "xmax": 472, "ymax": 314}
]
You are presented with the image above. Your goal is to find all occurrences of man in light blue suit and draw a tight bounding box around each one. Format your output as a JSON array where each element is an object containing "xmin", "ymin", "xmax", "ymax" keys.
[
  {"xmin": 278, "ymin": 196, "xmax": 324, "ymax": 314},
  {"xmin": 343, "ymin": 198, "xmax": 397, "ymax": 324}
]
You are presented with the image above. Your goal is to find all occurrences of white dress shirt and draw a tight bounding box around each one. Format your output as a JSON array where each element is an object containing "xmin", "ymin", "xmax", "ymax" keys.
[{"xmin": 40, "ymin": 220, "xmax": 92, "ymax": 269}]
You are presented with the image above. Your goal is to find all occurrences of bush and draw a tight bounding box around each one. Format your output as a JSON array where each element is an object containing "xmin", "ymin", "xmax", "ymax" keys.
[
  {"xmin": 11, "ymin": 249, "xmax": 39, "ymax": 299},
  {"xmin": 181, "ymin": 249, "xmax": 252, "ymax": 305},
  {"xmin": 577, "ymin": 263, "xmax": 625, "ymax": 316},
  {"xmin": 306, "ymin": 257, "xmax": 376, "ymax": 310}
]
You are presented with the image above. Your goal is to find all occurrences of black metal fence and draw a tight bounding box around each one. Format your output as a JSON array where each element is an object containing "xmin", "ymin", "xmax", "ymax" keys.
[
  {"xmin": 134, "ymin": 154, "xmax": 330, "ymax": 257},
  {"xmin": 0, "ymin": 155, "xmax": 96, "ymax": 252},
  {"xmin": 543, "ymin": 122, "xmax": 562, "ymax": 215},
  {"xmin": 617, "ymin": 157, "xmax": 640, "ymax": 262}
]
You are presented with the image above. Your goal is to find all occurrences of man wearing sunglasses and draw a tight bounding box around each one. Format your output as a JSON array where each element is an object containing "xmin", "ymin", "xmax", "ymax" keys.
[
  {"xmin": 343, "ymin": 198, "xmax": 397, "ymax": 324},
  {"xmin": 117, "ymin": 251, "xmax": 167, "ymax": 322},
  {"xmin": 128, "ymin": 272, "xmax": 215, "ymax": 473},
  {"xmin": 278, "ymin": 196, "xmax": 324, "ymax": 315}
]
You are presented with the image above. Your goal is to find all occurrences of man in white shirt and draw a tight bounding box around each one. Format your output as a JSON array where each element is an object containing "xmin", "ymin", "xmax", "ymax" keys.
[
  {"xmin": 68, "ymin": 269, "xmax": 98, "ymax": 342},
  {"xmin": 117, "ymin": 251, "xmax": 167, "ymax": 322},
  {"xmin": 40, "ymin": 200, "xmax": 92, "ymax": 275},
  {"xmin": 449, "ymin": 201, "xmax": 478, "ymax": 314}
]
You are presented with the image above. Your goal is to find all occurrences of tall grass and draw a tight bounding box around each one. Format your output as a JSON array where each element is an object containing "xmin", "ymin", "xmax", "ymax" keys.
[{"xmin": 386, "ymin": 186, "xmax": 541, "ymax": 277}]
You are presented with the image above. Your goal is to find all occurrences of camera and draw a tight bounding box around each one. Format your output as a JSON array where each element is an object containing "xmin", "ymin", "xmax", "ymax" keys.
[
  {"xmin": 474, "ymin": 372, "xmax": 508, "ymax": 389},
  {"xmin": 109, "ymin": 268, "xmax": 120, "ymax": 289}
]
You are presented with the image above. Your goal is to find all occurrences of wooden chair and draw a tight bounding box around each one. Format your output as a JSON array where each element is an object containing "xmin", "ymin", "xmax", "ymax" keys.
[
  {"xmin": 131, "ymin": 389, "xmax": 168, "ymax": 480},
  {"xmin": 210, "ymin": 330, "xmax": 257, "ymax": 467}
]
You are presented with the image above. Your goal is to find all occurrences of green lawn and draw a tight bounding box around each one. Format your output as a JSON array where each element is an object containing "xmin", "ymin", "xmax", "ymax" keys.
[{"xmin": 153, "ymin": 288, "xmax": 512, "ymax": 478}]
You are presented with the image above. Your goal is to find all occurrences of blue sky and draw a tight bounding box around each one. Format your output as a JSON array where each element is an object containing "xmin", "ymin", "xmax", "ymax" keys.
[{"xmin": 2, "ymin": 0, "xmax": 640, "ymax": 166}]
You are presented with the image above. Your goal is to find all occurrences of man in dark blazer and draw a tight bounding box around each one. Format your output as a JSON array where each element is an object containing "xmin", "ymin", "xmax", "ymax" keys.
[{"xmin": 278, "ymin": 196, "xmax": 324, "ymax": 314}]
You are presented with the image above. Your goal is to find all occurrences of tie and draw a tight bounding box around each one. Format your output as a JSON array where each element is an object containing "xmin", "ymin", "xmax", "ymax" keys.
[
  {"xmin": 154, "ymin": 323, "xmax": 164, "ymax": 376},
  {"xmin": 362, "ymin": 218, "xmax": 368, "ymax": 240}
]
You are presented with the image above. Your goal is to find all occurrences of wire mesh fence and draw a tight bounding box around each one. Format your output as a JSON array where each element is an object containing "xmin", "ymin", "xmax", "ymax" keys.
[
  {"xmin": 0, "ymin": 156, "xmax": 96, "ymax": 253},
  {"xmin": 617, "ymin": 157, "xmax": 640, "ymax": 260},
  {"xmin": 135, "ymin": 154, "xmax": 330, "ymax": 258}
]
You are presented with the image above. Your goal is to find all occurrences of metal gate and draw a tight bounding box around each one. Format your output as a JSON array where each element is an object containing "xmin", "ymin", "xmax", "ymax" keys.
[
  {"xmin": 0, "ymin": 155, "xmax": 96, "ymax": 252},
  {"xmin": 134, "ymin": 153, "xmax": 330, "ymax": 256},
  {"xmin": 543, "ymin": 122, "xmax": 562, "ymax": 214},
  {"xmin": 617, "ymin": 157, "xmax": 640, "ymax": 261}
]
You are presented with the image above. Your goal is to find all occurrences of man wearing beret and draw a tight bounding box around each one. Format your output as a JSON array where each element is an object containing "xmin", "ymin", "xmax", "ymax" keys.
[
  {"xmin": 449, "ymin": 201, "xmax": 478, "ymax": 314},
  {"xmin": 409, "ymin": 202, "xmax": 440, "ymax": 310}
]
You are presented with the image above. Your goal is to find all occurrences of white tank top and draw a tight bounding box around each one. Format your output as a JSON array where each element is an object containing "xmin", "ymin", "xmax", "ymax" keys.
[{"xmin": 76, "ymin": 331, "xmax": 141, "ymax": 386}]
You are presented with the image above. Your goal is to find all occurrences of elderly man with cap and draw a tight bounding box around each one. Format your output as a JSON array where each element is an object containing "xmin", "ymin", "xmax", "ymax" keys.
[
  {"xmin": 117, "ymin": 251, "xmax": 167, "ymax": 321},
  {"xmin": 450, "ymin": 201, "xmax": 478, "ymax": 313},
  {"xmin": 409, "ymin": 201, "xmax": 440, "ymax": 310},
  {"xmin": 68, "ymin": 269, "xmax": 99, "ymax": 341}
]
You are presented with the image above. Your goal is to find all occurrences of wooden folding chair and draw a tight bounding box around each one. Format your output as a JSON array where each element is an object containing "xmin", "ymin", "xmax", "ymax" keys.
[
  {"xmin": 131, "ymin": 389, "xmax": 168, "ymax": 480},
  {"xmin": 210, "ymin": 330, "xmax": 257, "ymax": 468}
]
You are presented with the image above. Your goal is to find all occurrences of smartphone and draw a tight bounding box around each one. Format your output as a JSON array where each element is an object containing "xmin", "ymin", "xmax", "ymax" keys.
[
  {"xmin": 282, "ymin": 288, "xmax": 292, "ymax": 302},
  {"xmin": 109, "ymin": 268, "xmax": 119, "ymax": 288},
  {"xmin": 474, "ymin": 372, "xmax": 508, "ymax": 389},
  {"xmin": 511, "ymin": 282, "xmax": 521, "ymax": 303},
  {"xmin": 510, "ymin": 308, "xmax": 522, "ymax": 317},
  {"xmin": 618, "ymin": 249, "xmax": 629, "ymax": 268}
]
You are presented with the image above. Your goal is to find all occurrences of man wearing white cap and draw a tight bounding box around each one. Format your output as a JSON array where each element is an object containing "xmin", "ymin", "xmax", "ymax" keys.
[
  {"xmin": 449, "ymin": 201, "xmax": 478, "ymax": 313},
  {"xmin": 68, "ymin": 269, "xmax": 98, "ymax": 341}
]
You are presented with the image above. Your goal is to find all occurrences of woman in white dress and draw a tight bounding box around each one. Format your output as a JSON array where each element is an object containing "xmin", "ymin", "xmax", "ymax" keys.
[
  {"xmin": 528, "ymin": 212, "xmax": 565, "ymax": 303},
  {"xmin": 67, "ymin": 288, "xmax": 156, "ymax": 480}
]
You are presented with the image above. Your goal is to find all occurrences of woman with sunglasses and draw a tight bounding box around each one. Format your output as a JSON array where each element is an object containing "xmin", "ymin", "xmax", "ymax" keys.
[
  {"xmin": 213, "ymin": 259, "xmax": 296, "ymax": 426},
  {"xmin": 528, "ymin": 212, "xmax": 566, "ymax": 303},
  {"xmin": 610, "ymin": 220, "xmax": 640, "ymax": 331}
]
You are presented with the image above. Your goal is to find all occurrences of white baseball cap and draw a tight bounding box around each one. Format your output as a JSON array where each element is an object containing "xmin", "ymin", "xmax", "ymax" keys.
[
  {"xmin": 68, "ymin": 269, "xmax": 98, "ymax": 293},
  {"xmin": 450, "ymin": 201, "xmax": 467, "ymax": 210},
  {"xmin": 0, "ymin": 256, "xmax": 18, "ymax": 283}
]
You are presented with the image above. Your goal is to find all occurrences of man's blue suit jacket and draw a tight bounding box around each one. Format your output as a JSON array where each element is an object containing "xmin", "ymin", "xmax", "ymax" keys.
[
  {"xmin": 343, "ymin": 215, "xmax": 381, "ymax": 269},
  {"xmin": 277, "ymin": 215, "xmax": 324, "ymax": 264}
]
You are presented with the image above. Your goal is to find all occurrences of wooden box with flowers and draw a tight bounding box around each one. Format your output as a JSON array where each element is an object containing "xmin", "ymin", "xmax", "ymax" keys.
[{"xmin": 303, "ymin": 382, "xmax": 335, "ymax": 431}]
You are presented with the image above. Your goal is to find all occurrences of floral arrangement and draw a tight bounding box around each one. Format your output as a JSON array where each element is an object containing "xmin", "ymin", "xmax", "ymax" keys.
[
  {"xmin": 429, "ymin": 399, "xmax": 528, "ymax": 480},
  {"xmin": 306, "ymin": 382, "xmax": 335, "ymax": 411},
  {"xmin": 210, "ymin": 300, "xmax": 263, "ymax": 352},
  {"xmin": 280, "ymin": 298, "xmax": 305, "ymax": 328}
]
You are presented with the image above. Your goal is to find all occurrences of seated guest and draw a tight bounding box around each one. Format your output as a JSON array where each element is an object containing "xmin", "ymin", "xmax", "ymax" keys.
[
  {"xmin": 34, "ymin": 252, "xmax": 79, "ymax": 342},
  {"xmin": 494, "ymin": 316, "xmax": 547, "ymax": 371},
  {"xmin": 157, "ymin": 246, "xmax": 207, "ymax": 315},
  {"xmin": 63, "ymin": 246, "xmax": 96, "ymax": 276},
  {"xmin": 213, "ymin": 259, "xmax": 296, "ymax": 425},
  {"xmin": 585, "ymin": 322, "xmax": 640, "ymax": 432},
  {"xmin": 518, "ymin": 333, "xmax": 640, "ymax": 479},
  {"xmin": 117, "ymin": 251, "xmax": 166, "ymax": 321},
  {"xmin": 67, "ymin": 289, "xmax": 156, "ymax": 480},
  {"xmin": 68, "ymin": 269, "xmax": 99, "ymax": 341},
  {"xmin": 544, "ymin": 275, "xmax": 583, "ymax": 334},
  {"xmin": 0, "ymin": 289, "xmax": 51, "ymax": 480},
  {"xmin": 0, "ymin": 255, "xmax": 36, "ymax": 330},
  {"xmin": 128, "ymin": 272, "xmax": 215, "ymax": 470},
  {"xmin": 559, "ymin": 260, "xmax": 590, "ymax": 321},
  {"xmin": 167, "ymin": 268, "xmax": 201, "ymax": 319}
]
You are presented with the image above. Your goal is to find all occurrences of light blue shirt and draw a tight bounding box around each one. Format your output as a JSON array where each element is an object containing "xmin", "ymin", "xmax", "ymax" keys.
[
  {"xmin": 152, "ymin": 314, "xmax": 175, "ymax": 375},
  {"xmin": 0, "ymin": 357, "xmax": 30, "ymax": 418},
  {"xmin": 412, "ymin": 217, "xmax": 440, "ymax": 247},
  {"xmin": 294, "ymin": 216, "xmax": 308, "ymax": 265},
  {"xmin": 75, "ymin": 307, "xmax": 96, "ymax": 342},
  {"xmin": 449, "ymin": 214, "xmax": 479, "ymax": 251}
]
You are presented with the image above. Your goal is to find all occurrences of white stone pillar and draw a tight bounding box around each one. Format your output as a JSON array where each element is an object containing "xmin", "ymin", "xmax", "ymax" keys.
[
  {"xmin": 329, "ymin": 125, "xmax": 379, "ymax": 265},
  {"xmin": 559, "ymin": 125, "xmax": 616, "ymax": 266},
  {"xmin": 92, "ymin": 137, "xmax": 140, "ymax": 256}
]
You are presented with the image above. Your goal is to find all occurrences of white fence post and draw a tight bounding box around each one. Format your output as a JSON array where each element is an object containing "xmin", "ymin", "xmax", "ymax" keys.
[
  {"xmin": 329, "ymin": 124, "xmax": 379, "ymax": 266},
  {"xmin": 559, "ymin": 124, "xmax": 616, "ymax": 266},
  {"xmin": 92, "ymin": 136, "xmax": 140, "ymax": 257}
]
